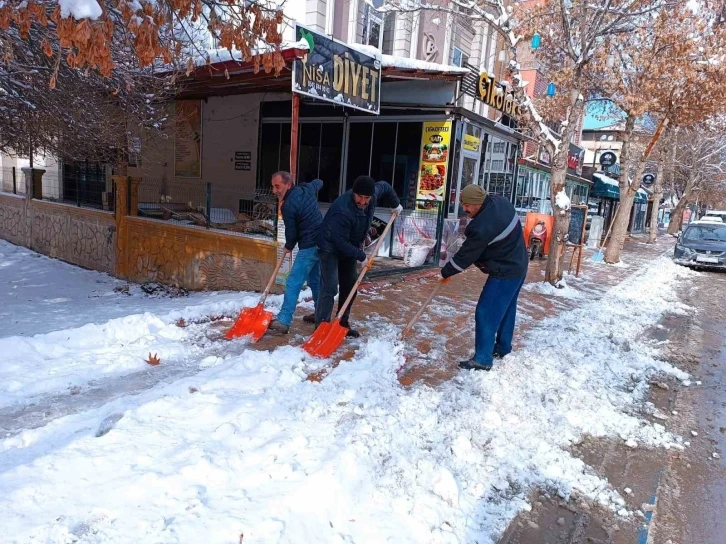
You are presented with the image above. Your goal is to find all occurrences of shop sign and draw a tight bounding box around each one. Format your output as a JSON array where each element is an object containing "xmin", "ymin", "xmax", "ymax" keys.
[
  {"xmin": 642, "ymin": 173, "xmax": 656, "ymax": 185},
  {"xmin": 463, "ymin": 133, "xmax": 481, "ymax": 153},
  {"xmin": 599, "ymin": 151, "xmax": 617, "ymax": 168},
  {"xmin": 477, "ymin": 73, "xmax": 523, "ymax": 118},
  {"xmin": 293, "ymin": 24, "xmax": 381, "ymax": 114},
  {"xmin": 174, "ymin": 100, "xmax": 202, "ymax": 178},
  {"xmin": 538, "ymin": 148, "xmax": 551, "ymax": 165},
  {"xmin": 416, "ymin": 121, "xmax": 451, "ymax": 210}
]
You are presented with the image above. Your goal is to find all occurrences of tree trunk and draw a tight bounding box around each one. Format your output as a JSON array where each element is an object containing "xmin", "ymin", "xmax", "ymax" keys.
[
  {"xmin": 667, "ymin": 196, "xmax": 690, "ymax": 235},
  {"xmin": 544, "ymin": 166, "xmax": 571, "ymax": 284},
  {"xmin": 648, "ymin": 160, "xmax": 665, "ymax": 243},
  {"xmin": 544, "ymin": 87, "xmax": 585, "ymax": 285},
  {"xmin": 604, "ymin": 116, "xmax": 636, "ymax": 264}
]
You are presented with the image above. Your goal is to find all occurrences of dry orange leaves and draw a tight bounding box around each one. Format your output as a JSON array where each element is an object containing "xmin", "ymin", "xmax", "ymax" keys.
[{"xmin": 1, "ymin": 0, "xmax": 285, "ymax": 83}]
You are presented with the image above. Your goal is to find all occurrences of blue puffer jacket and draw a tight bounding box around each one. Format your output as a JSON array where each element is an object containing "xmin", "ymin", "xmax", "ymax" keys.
[
  {"xmin": 317, "ymin": 181, "xmax": 400, "ymax": 261},
  {"xmin": 281, "ymin": 179, "xmax": 323, "ymax": 250}
]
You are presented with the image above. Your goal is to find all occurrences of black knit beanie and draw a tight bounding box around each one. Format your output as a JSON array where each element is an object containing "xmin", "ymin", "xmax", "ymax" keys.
[{"xmin": 352, "ymin": 176, "xmax": 376, "ymax": 197}]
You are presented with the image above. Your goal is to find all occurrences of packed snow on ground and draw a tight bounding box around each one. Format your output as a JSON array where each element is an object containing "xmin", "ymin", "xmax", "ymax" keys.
[
  {"xmin": 522, "ymin": 278, "xmax": 582, "ymax": 299},
  {"xmin": 0, "ymin": 240, "xmax": 300, "ymax": 408},
  {"xmin": 0, "ymin": 248, "xmax": 694, "ymax": 543}
]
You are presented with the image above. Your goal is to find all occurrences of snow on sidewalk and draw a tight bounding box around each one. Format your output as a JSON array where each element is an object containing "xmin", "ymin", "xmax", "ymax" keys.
[
  {"xmin": 0, "ymin": 240, "xmax": 295, "ymax": 409},
  {"xmin": 0, "ymin": 240, "xmax": 250, "ymax": 338},
  {"xmin": 0, "ymin": 256, "xmax": 695, "ymax": 543}
]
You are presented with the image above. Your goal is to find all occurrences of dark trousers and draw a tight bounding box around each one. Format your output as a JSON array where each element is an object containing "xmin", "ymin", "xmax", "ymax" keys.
[
  {"xmin": 473, "ymin": 276, "xmax": 526, "ymax": 365},
  {"xmin": 315, "ymin": 250, "xmax": 358, "ymax": 326}
]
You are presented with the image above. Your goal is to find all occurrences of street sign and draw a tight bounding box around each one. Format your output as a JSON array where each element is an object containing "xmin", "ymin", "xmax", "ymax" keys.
[{"xmin": 642, "ymin": 173, "xmax": 656, "ymax": 185}]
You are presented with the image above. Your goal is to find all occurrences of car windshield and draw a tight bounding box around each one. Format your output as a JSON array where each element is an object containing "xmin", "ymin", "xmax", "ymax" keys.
[{"xmin": 683, "ymin": 225, "xmax": 726, "ymax": 242}]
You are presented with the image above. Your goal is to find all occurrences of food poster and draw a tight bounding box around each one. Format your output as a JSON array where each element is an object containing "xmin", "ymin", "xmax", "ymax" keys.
[{"xmin": 416, "ymin": 121, "xmax": 451, "ymax": 211}]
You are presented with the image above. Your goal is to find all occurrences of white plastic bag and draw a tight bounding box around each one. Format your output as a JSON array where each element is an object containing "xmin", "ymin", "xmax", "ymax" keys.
[{"xmin": 404, "ymin": 238, "xmax": 436, "ymax": 267}]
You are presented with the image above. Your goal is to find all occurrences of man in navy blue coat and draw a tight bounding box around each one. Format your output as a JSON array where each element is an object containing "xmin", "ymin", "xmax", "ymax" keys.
[
  {"xmin": 315, "ymin": 175, "xmax": 402, "ymax": 338},
  {"xmin": 441, "ymin": 184, "xmax": 528, "ymax": 370},
  {"xmin": 268, "ymin": 171, "xmax": 323, "ymax": 334}
]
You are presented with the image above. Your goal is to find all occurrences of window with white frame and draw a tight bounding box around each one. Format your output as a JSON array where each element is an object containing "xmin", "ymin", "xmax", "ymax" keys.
[
  {"xmin": 451, "ymin": 47, "xmax": 470, "ymax": 67},
  {"xmin": 361, "ymin": 2, "xmax": 383, "ymax": 49}
]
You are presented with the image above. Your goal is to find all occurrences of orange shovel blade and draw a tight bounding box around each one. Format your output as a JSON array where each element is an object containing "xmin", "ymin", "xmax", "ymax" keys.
[
  {"xmin": 224, "ymin": 304, "xmax": 273, "ymax": 342},
  {"xmin": 302, "ymin": 318, "xmax": 349, "ymax": 358}
]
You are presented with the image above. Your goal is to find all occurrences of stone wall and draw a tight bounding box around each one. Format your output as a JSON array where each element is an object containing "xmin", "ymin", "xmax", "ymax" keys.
[
  {"xmin": 0, "ymin": 194, "xmax": 115, "ymax": 274},
  {"xmin": 1, "ymin": 177, "xmax": 278, "ymax": 292}
]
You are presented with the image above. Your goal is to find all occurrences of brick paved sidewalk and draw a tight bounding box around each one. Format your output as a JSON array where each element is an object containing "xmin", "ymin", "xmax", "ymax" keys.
[{"xmin": 251, "ymin": 233, "xmax": 675, "ymax": 387}]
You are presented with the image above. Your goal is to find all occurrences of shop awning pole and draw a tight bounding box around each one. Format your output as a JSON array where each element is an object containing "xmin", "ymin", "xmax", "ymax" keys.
[{"xmin": 290, "ymin": 93, "xmax": 300, "ymax": 180}]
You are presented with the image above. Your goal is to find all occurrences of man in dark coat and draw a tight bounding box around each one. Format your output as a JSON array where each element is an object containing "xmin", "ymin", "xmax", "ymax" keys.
[
  {"xmin": 441, "ymin": 184, "xmax": 528, "ymax": 370},
  {"xmin": 316, "ymin": 175, "xmax": 402, "ymax": 338},
  {"xmin": 268, "ymin": 171, "xmax": 323, "ymax": 334}
]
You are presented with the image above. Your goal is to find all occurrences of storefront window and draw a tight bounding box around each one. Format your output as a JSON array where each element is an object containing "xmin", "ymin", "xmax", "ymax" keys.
[
  {"xmin": 258, "ymin": 123, "xmax": 290, "ymax": 190},
  {"xmin": 392, "ymin": 123, "xmax": 422, "ymax": 205},
  {"xmin": 347, "ymin": 121, "xmax": 423, "ymax": 206},
  {"xmin": 295, "ymin": 122, "xmax": 344, "ymax": 203},
  {"xmin": 346, "ymin": 123, "xmax": 373, "ymax": 189},
  {"xmin": 481, "ymin": 137, "xmax": 517, "ymax": 200}
]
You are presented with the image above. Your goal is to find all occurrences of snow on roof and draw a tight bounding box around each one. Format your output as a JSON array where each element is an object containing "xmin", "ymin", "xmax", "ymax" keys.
[
  {"xmin": 198, "ymin": 39, "xmax": 309, "ymax": 67},
  {"xmin": 350, "ymin": 43, "xmax": 470, "ymax": 75},
  {"xmin": 593, "ymin": 172, "xmax": 619, "ymax": 186}
]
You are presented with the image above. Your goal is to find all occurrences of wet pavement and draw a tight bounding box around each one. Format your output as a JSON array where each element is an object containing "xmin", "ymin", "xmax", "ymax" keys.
[{"xmin": 495, "ymin": 252, "xmax": 726, "ymax": 543}]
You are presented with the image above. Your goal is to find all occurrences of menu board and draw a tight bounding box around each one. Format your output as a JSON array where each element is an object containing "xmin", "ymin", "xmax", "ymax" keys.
[{"xmin": 416, "ymin": 121, "xmax": 452, "ymax": 211}]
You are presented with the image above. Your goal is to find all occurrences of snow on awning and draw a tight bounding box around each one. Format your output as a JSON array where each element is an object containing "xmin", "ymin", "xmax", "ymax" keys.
[
  {"xmin": 592, "ymin": 173, "xmax": 648, "ymax": 203},
  {"xmin": 350, "ymin": 43, "xmax": 469, "ymax": 77}
]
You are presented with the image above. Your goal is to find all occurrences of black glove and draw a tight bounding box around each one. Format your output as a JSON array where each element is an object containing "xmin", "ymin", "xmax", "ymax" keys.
[
  {"xmin": 357, "ymin": 249, "xmax": 366, "ymax": 262},
  {"xmin": 441, "ymin": 261, "xmax": 457, "ymax": 279}
]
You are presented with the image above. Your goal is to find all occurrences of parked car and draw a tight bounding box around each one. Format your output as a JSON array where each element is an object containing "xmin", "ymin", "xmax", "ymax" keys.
[
  {"xmin": 674, "ymin": 220, "xmax": 726, "ymax": 270},
  {"xmin": 701, "ymin": 210, "xmax": 726, "ymax": 222}
]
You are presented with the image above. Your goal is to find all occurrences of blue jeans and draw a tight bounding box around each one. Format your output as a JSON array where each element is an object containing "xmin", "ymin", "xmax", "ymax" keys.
[
  {"xmin": 276, "ymin": 247, "xmax": 321, "ymax": 326},
  {"xmin": 473, "ymin": 276, "xmax": 526, "ymax": 365}
]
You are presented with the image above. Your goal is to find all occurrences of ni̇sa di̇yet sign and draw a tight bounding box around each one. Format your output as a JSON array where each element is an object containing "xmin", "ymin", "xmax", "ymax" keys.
[
  {"xmin": 293, "ymin": 24, "xmax": 381, "ymax": 114},
  {"xmin": 477, "ymin": 73, "xmax": 522, "ymax": 118}
]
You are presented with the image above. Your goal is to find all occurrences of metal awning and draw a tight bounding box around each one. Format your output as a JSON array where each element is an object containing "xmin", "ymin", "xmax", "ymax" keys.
[{"xmin": 592, "ymin": 173, "xmax": 648, "ymax": 203}]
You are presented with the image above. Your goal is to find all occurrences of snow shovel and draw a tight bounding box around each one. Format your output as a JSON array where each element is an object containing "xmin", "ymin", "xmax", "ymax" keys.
[
  {"xmin": 303, "ymin": 211, "xmax": 400, "ymax": 358},
  {"xmin": 401, "ymin": 276, "xmax": 449, "ymax": 340},
  {"xmin": 592, "ymin": 204, "xmax": 619, "ymax": 263},
  {"xmin": 225, "ymin": 251, "xmax": 288, "ymax": 341}
]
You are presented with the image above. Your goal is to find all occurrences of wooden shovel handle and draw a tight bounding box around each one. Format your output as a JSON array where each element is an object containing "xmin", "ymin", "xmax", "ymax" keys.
[
  {"xmin": 335, "ymin": 211, "xmax": 400, "ymax": 320},
  {"xmin": 259, "ymin": 250, "xmax": 288, "ymax": 304},
  {"xmin": 401, "ymin": 278, "xmax": 449, "ymax": 339},
  {"xmin": 601, "ymin": 203, "xmax": 620, "ymax": 249}
]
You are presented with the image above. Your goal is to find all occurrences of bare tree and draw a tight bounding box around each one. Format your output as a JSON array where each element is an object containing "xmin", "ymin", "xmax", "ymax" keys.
[
  {"xmin": 666, "ymin": 121, "xmax": 726, "ymax": 235},
  {"xmin": 594, "ymin": 2, "xmax": 726, "ymax": 262},
  {"xmin": 380, "ymin": 0, "xmax": 676, "ymax": 284}
]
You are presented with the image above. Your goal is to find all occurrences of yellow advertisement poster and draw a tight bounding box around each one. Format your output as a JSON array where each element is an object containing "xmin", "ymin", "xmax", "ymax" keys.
[
  {"xmin": 463, "ymin": 133, "xmax": 481, "ymax": 153},
  {"xmin": 175, "ymin": 100, "xmax": 202, "ymax": 178},
  {"xmin": 416, "ymin": 121, "xmax": 451, "ymax": 211}
]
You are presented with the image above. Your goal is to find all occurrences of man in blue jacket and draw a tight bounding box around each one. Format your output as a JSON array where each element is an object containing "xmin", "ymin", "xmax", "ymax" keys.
[
  {"xmin": 316, "ymin": 175, "xmax": 403, "ymax": 338},
  {"xmin": 268, "ymin": 171, "xmax": 323, "ymax": 334},
  {"xmin": 441, "ymin": 184, "xmax": 528, "ymax": 371}
]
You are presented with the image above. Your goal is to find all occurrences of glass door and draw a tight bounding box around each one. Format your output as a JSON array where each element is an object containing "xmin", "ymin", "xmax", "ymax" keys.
[{"xmin": 451, "ymin": 154, "xmax": 480, "ymax": 219}]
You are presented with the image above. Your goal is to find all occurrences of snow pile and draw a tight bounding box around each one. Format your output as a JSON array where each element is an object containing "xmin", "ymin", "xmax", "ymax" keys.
[
  {"xmin": 0, "ymin": 257, "xmax": 693, "ymax": 542},
  {"xmin": 58, "ymin": 0, "xmax": 102, "ymax": 20},
  {"xmin": 523, "ymin": 278, "xmax": 582, "ymax": 299}
]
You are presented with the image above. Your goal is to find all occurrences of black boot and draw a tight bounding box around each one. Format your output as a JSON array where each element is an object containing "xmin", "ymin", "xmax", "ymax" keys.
[
  {"xmin": 340, "ymin": 319, "xmax": 360, "ymax": 338},
  {"xmin": 458, "ymin": 359, "xmax": 493, "ymax": 371},
  {"xmin": 302, "ymin": 313, "xmax": 316, "ymax": 324}
]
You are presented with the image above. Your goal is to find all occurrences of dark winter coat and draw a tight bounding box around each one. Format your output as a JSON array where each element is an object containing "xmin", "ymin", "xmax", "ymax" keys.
[
  {"xmin": 317, "ymin": 181, "xmax": 401, "ymax": 261},
  {"xmin": 281, "ymin": 179, "xmax": 324, "ymax": 251},
  {"xmin": 441, "ymin": 195, "xmax": 528, "ymax": 279}
]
